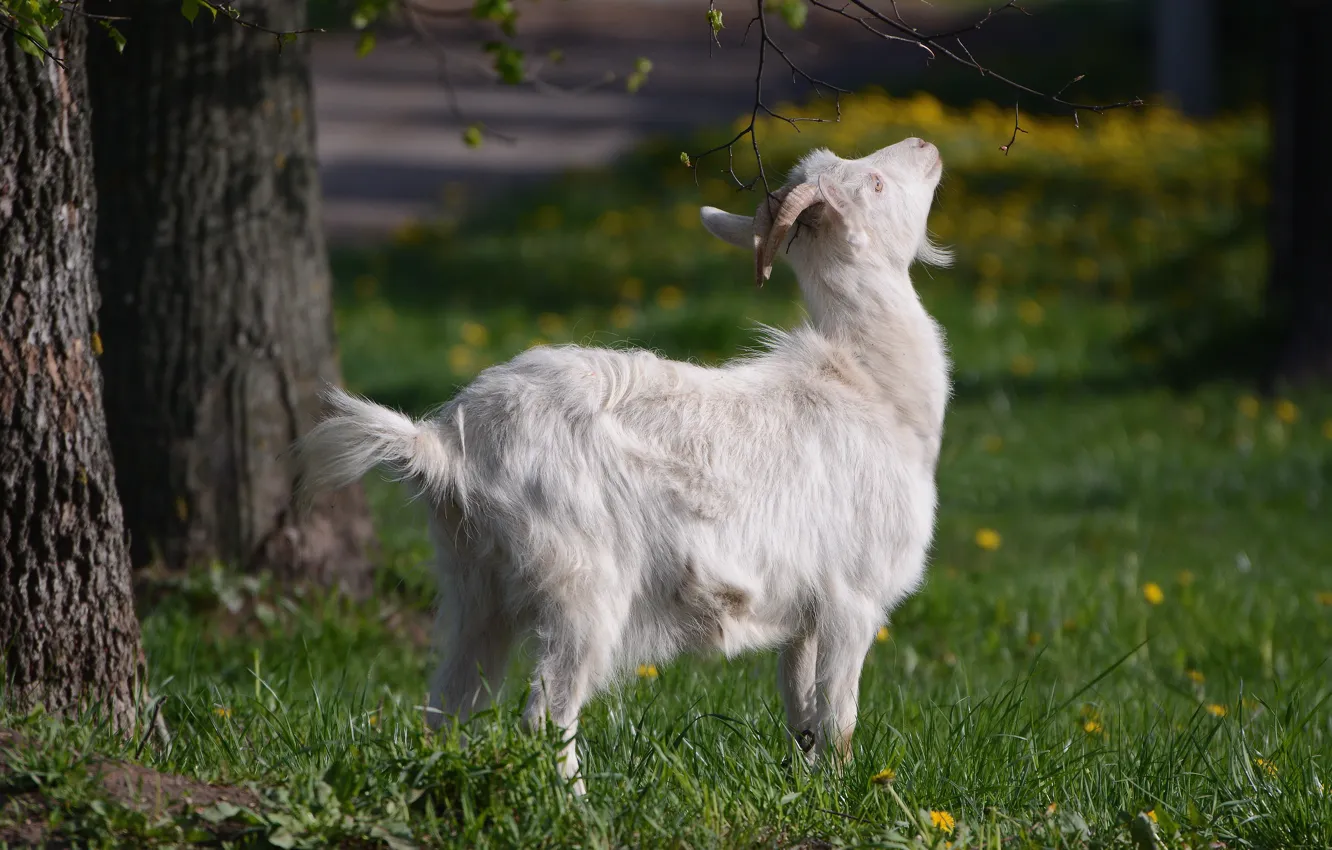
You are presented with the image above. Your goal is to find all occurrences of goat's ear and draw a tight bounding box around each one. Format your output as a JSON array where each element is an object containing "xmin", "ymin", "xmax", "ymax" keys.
[
  {"xmin": 817, "ymin": 175, "xmax": 869, "ymax": 250},
  {"xmin": 700, "ymin": 207, "xmax": 754, "ymax": 249}
]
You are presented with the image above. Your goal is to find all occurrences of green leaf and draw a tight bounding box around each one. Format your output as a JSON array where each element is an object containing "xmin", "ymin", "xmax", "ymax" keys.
[
  {"xmin": 355, "ymin": 30, "xmax": 375, "ymax": 58},
  {"xmin": 626, "ymin": 56, "xmax": 652, "ymax": 93},
  {"xmin": 268, "ymin": 829, "xmax": 298, "ymax": 849},
  {"xmin": 196, "ymin": 800, "xmax": 241, "ymax": 824},
  {"xmin": 462, "ymin": 125, "xmax": 483, "ymax": 149},
  {"xmin": 99, "ymin": 20, "xmax": 128, "ymax": 52},
  {"xmin": 774, "ymin": 0, "xmax": 807, "ymax": 30},
  {"xmin": 181, "ymin": 0, "xmax": 200, "ymax": 23},
  {"xmin": 15, "ymin": 22, "xmax": 49, "ymax": 57},
  {"xmin": 706, "ymin": 7, "xmax": 723, "ymax": 35},
  {"xmin": 483, "ymin": 41, "xmax": 524, "ymax": 85},
  {"xmin": 680, "ymin": 151, "xmax": 692, "ymax": 168}
]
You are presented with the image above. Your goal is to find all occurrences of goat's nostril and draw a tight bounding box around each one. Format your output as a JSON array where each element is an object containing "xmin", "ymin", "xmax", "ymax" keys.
[{"xmin": 915, "ymin": 138, "xmax": 929, "ymax": 148}]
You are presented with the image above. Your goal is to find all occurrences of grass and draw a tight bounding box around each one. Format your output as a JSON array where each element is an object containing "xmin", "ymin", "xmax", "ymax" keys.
[{"xmin": 3, "ymin": 96, "xmax": 1331, "ymax": 848}]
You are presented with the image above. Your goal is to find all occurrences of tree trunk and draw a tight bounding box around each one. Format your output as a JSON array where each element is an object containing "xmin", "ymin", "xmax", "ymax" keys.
[
  {"xmin": 1153, "ymin": 0, "xmax": 1216, "ymax": 117},
  {"xmin": 86, "ymin": 0, "xmax": 377, "ymax": 592},
  {"xmin": 1264, "ymin": 0, "xmax": 1332, "ymax": 387},
  {"xmin": 0, "ymin": 16, "xmax": 146, "ymax": 730}
]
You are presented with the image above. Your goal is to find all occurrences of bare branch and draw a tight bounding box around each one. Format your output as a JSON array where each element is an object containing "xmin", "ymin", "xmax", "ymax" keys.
[{"xmin": 998, "ymin": 101, "xmax": 1027, "ymax": 155}]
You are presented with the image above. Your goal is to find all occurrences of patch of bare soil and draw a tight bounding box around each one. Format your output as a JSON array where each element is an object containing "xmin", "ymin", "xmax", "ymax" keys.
[{"xmin": 0, "ymin": 729, "xmax": 263, "ymax": 847}]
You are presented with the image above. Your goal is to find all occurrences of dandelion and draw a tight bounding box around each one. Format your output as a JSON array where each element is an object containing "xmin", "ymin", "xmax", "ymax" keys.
[
  {"xmin": 1275, "ymin": 399, "xmax": 1298, "ymax": 424},
  {"xmin": 1316, "ymin": 591, "xmax": 1332, "ymax": 606},
  {"xmin": 597, "ymin": 210, "xmax": 626, "ymax": 236},
  {"xmin": 1186, "ymin": 668, "xmax": 1205, "ymax": 685},
  {"xmin": 1145, "ymin": 809, "xmax": 1157, "ymax": 823},
  {"xmin": 1323, "ymin": 419, "xmax": 1332, "ymax": 440},
  {"xmin": 636, "ymin": 664, "xmax": 658, "ymax": 679},
  {"xmin": 981, "ymin": 434, "xmax": 1004, "ymax": 453},
  {"xmin": 619, "ymin": 276, "xmax": 644, "ymax": 301},
  {"xmin": 1237, "ymin": 395, "xmax": 1260, "ymax": 419},
  {"xmin": 1074, "ymin": 256, "xmax": 1099, "ymax": 283},
  {"xmin": 655, "ymin": 286, "xmax": 685, "ymax": 310},
  {"xmin": 1142, "ymin": 582, "xmax": 1164, "ymax": 605},
  {"xmin": 1027, "ymin": 631, "xmax": 1042, "ymax": 647},
  {"xmin": 1255, "ymin": 758, "xmax": 1277, "ymax": 778},
  {"xmin": 1082, "ymin": 718, "xmax": 1103, "ymax": 735},
  {"xmin": 537, "ymin": 313, "xmax": 566, "ymax": 337},
  {"xmin": 1046, "ymin": 802, "xmax": 1058, "ymax": 816},
  {"xmin": 974, "ymin": 528, "xmax": 1002, "ymax": 551},
  {"xmin": 929, "ymin": 810, "xmax": 955, "ymax": 833},
  {"xmin": 610, "ymin": 305, "xmax": 637, "ymax": 329},
  {"xmin": 876, "ymin": 625, "xmax": 890, "ymax": 642},
  {"xmin": 870, "ymin": 767, "xmax": 896, "ymax": 785},
  {"xmin": 368, "ymin": 713, "xmax": 380, "ymax": 728},
  {"xmin": 1206, "ymin": 704, "xmax": 1227, "ymax": 718},
  {"xmin": 448, "ymin": 344, "xmax": 474, "ymax": 374},
  {"xmin": 1017, "ymin": 298, "xmax": 1045, "ymax": 326},
  {"xmin": 213, "ymin": 706, "xmax": 232, "ymax": 719},
  {"xmin": 460, "ymin": 321, "xmax": 489, "ymax": 348},
  {"xmin": 1010, "ymin": 354, "xmax": 1036, "ymax": 377}
]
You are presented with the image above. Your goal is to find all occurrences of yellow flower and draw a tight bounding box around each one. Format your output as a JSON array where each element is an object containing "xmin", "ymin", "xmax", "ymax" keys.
[
  {"xmin": 876, "ymin": 625, "xmax": 890, "ymax": 642},
  {"xmin": 655, "ymin": 286, "xmax": 685, "ymax": 310},
  {"xmin": 929, "ymin": 810, "xmax": 955, "ymax": 833},
  {"xmin": 1074, "ymin": 256, "xmax": 1099, "ymax": 283},
  {"xmin": 610, "ymin": 305, "xmax": 637, "ymax": 329},
  {"xmin": 1142, "ymin": 582, "xmax": 1165, "ymax": 605},
  {"xmin": 1046, "ymin": 802, "xmax": 1057, "ymax": 816},
  {"xmin": 870, "ymin": 767, "xmax": 896, "ymax": 785},
  {"xmin": 1027, "ymin": 631, "xmax": 1042, "ymax": 647},
  {"xmin": 1323, "ymin": 419, "xmax": 1332, "ymax": 440},
  {"xmin": 1082, "ymin": 718, "xmax": 1103, "ymax": 735},
  {"xmin": 1145, "ymin": 809, "xmax": 1157, "ymax": 823},
  {"xmin": 1274, "ymin": 399, "xmax": 1298, "ymax": 424},
  {"xmin": 1316, "ymin": 591, "xmax": 1332, "ymax": 606},
  {"xmin": 1205, "ymin": 703, "xmax": 1227, "ymax": 718},
  {"xmin": 213, "ymin": 706, "xmax": 232, "ymax": 719},
  {"xmin": 460, "ymin": 321, "xmax": 489, "ymax": 347},
  {"xmin": 619, "ymin": 276, "xmax": 644, "ymax": 301},
  {"xmin": 533, "ymin": 205, "xmax": 562, "ymax": 230},
  {"xmin": 974, "ymin": 528, "xmax": 1002, "ymax": 551},
  {"xmin": 1237, "ymin": 395, "xmax": 1260, "ymax": 419},
  {"xmin": 1255, "ymin": 758, "xmax": 1277, "ymax": 778},
  {"xmin": 1017, "ymin": 299, "xmax": 1045, "ymax": 326},
  {"xmin": 368, "ymin": 713, "xmax": 380, "ymax": 727},
  {"xmin": 981, "ymin": 434, "xmax": 1004, "ymax": 453},
  {"xmin": 597, "ymin": 210, "xmax": 626, "ymax": 236},
  {"xmin": 636, "ymin": 664, "xmax": 659, "ymax": 679},
  {"xmin": 1010, "ymin": 354, "xmax": 1036, "ymax": 377},
  {"xmin": 448, "ymin": 344, "xmax": 474, "ymax": 374},
  {"xmin": 537, "ymin": 313, "xmax": 566, "ymax": 337},
  {"xmin": 1186, "ymin": 669, "xmax": 1205, "ymax": 685}
]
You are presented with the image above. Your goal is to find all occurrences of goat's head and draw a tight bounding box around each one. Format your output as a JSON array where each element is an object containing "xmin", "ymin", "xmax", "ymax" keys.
[{"xmin": 699, "ymin": 138, "xmax": 950, "ymax": 287}]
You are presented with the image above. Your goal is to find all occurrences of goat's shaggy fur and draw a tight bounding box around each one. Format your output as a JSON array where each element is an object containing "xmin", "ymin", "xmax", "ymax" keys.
[{"xmin": 293, "ymin": 137, "xmax": 951, "ymax": 795}]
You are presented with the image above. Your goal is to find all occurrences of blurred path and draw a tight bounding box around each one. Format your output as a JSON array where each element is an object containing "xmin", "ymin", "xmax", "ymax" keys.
[{"xmin": 313, "ymin": 0, "xmax": 968, "ymax": 243}]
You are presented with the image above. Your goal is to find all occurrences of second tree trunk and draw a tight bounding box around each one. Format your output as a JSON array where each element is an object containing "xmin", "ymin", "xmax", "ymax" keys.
[{"xmin": 87, "ymin": 0, "xmax": 376, "ymax": 591}]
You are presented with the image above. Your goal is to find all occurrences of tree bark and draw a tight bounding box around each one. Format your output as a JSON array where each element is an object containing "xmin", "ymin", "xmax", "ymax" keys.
[
  {"xmin": 1264, "ymin": 0, "xmax": 1332, "ymax": 387},
  {"xmin": 86, "ymin": 0, "xmax": 377, "ymax": 592},
  {"xmin": 0, "ymin": 16, "xmax": 146, "ymax": 730}
]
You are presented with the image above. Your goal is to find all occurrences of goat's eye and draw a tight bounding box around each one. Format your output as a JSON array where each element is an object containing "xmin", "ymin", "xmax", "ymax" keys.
[{"xmin": 872, "ymin": 174, "xmax": 884, "ymax": 193}]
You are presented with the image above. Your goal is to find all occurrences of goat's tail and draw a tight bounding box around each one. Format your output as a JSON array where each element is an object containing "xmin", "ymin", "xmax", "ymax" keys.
[{"xmin": 293, "ymin": 387, "xmax": 456, "ymax": 508}]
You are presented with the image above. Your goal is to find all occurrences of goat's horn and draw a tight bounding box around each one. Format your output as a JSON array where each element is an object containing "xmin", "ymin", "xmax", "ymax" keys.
[{"xmin": 754, "ymin": 182, "xmax": 823, "ymax": 287}]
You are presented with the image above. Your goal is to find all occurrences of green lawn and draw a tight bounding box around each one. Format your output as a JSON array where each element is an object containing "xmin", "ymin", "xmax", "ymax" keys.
[{"xmin": 3, "ymin": 97, "xmax": 1330, "ymax": 848}]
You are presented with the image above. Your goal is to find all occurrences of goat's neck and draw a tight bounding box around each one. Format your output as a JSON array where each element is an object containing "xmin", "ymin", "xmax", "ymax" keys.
[{"xmin": 799, "ymin": 263, "xmax": 950, "ymax": 452}]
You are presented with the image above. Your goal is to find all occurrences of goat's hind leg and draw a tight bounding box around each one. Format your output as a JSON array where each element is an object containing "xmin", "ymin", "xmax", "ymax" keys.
[
  {"xmin": 813, "ymin": 612, "xmax": 877, "ymax": 771},
  {"xmin": 426, "ymin": 562, "xmax": 514, "ymax": 736},
  {"xmin": 778, "ymin": 630, "xmax": 819, "ymax": 763}
]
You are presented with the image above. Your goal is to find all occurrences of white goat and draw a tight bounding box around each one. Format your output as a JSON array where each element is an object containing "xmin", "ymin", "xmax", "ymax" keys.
[{"xmin": 294, "ymin": 136, "xmax": 951, "ymax": 795}]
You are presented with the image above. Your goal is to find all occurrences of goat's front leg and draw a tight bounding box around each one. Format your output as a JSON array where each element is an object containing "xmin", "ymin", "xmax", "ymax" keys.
[
  {"xmin": 813, "ymin": 615, "xmax": 877, "ymax": 770},
  {"xmin": 778, "ymin": 631, "xmax": 819, "ymax": 762}
]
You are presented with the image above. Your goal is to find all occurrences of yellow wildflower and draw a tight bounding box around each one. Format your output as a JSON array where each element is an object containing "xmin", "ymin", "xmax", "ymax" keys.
[
  {"xmin": 537, "ymin": 313, "xmax": 566, "ymax": 337},
  {"xmin": 533, "ymin": 205, "xmax": 562, "ymax": 230},
  {"xmin": 1145, "ymin": 809, "xmax": 1157, "ymax": 823},
  {"xmin": 1316, "ymin": 591, "xmax": 1332, "ymax": 606},
  {"xmin": 870, "ymin": 767, "xmax": 896, "ymax": 785},
  {"xmin": 448, "ymin": 345, "xmax": 474, "ymax": 374},
  {"xmin": 876, "ymin": 625, "xmax": 890, "ymax": 642},
  {"xmin": 1017, "ymin": 299, "xmax": 1045, "ymax": 326},
  {"xmin": 1255, "ymin": 758, "xmax": 1277, "ymax": 778},
  {"xmin": 1206, "ymin": 704, "xmax": 1227, "ymax": 718},
  {"xmin": 213, "ymin": 706, "xmax": 232, "ymax": 719},
  {"xmin": 1010, "ymin": 354, "xmax": 1036, "ymax": 377},
  {"xmin": 597, "ymin": 210, "xmax": 625, "ymax": 236},
  {"xmin": 655, "ymin": 286, "xmax": 685, "ymax": 310},
  {"xmin": 368, "ymin": 713, "xmax": 380, "ymax": 727},
  {"xmin": 1082, "ymin": 718, "xmax": 1103, "ymax": 735},
  {"xmin": 1142, "ymin": 582, "xmax": 1165, "ymax": 605},
  {"xmin": 1186, "ymin": 669, "xmax": 1205, "ymax": 685},
  {"xmin": 460, "ymin": 321, "xmax": 489, "ymax": 348},
  {"xmin": 1027, "ymin": 631, "xmax": 1042, "ymax": 647},
  {"xmin": 1237, "ymin": 395, "xmax": 1260, "ymax": 419},
  {"xmin": 981, "ymin": 434, "xmax": 1004, "ymax": 453},
  {"xmin": 929, "ymin": 810, "xmax": 955, "ymax": 833},
  {"xmin": 974, "ymin": 528, "xmax": 1002, "ymax": 551},
  {"xmin": 1274, "ymin": 399, "xmax": 1298, "ymax": 424},
  {"xmin": 636, "ymin": 664, "xmax": 658, "ymax": 679},
  {"xmin": 619, "ymin": 276, "xmax": 644, "ymax": 301},
  {"xmin": 610, "ymin": 305, "xmax": 637, "ymax": 329},
  {"xmin": 1323, "ymin": 419, "xmax": 1332, "ymax": 440},
  {"xmin": 1074, "ymin": 256, "xmax": 1099, "ymax": 283},
  {"xmin": 1046, "ymin": 802, "xmax": 1057, "ymax": 816}
]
